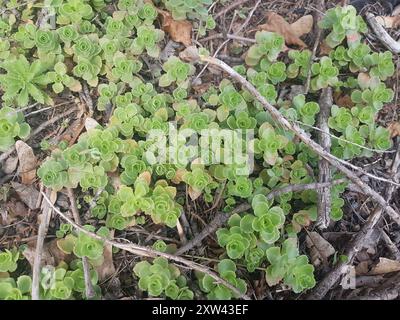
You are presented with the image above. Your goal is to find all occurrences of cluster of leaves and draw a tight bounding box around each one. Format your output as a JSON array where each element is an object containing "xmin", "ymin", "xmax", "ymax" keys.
[
  {"xmin": 56, "ymin": 225, "xmax": 109, "ymax": 266},
  {"xmin": 133, "ymin": 257, "xmax": 194, "ymax": 299},
  {"xmin": 265, "ymin": 238, "xmax": 315, "ymax": 293},
  {"xmin": 0, "ymin": 106, "xmax": 30, "ymax": 151},
  {"xmin": 162, "ymin": 0, "xmax": 212, "ymax": 21},
  {"xmin": 0, "ymin": 259, "xmax": 100, "ymax": 300},
  {"xmin": 196, "ymin": 259, "xmax": 247, "ymax": 300}
]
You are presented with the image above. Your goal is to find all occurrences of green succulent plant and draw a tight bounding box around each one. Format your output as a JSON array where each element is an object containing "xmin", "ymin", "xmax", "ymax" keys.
[
  {"xmin": 133, "ymin": 257, "xmax": 194, "ymax": 299},
  {"xmin": 162, "ymin": 0, "xmax": 212, "ymax": 21},
  {"xmin": 57, "ymin": 0, "xmax": 94, "ymax": 25},
  {"xmin": 0, "ymin": 275, "xmax": 31, "ymax": 300},
  {"xmin": 0, "ymin": 249, "xmax": 19, "ymax": 273},
  {"xmin": 287, "ymin": 49, "xmax": 312, "ymax": 78},
  {"xmin": 159, "ymin": 56, "xmax": 195, "ymax": 88},
  {"xmin": 0, "ymin": 55, "xmax": 53, "ymax": 106},
  {"xmin": 310, "ymin": 56, "xmax": 339, "ymax": 91},
  {"xmin": 266, "ymin": 238, "xmax": 315, "ymax": 293},
  {"xmin": 319, "ymin": 5, "xmax": 367, "ymax": 48},
  {"xmin": 131, "ymin": 25, "xmax": 164, "ymax": 58},
  {"xmin": 245, "ymin": 31, "xmax": 284, "ymax": 67},
  {"xmin": 293, "ymin": 94, "xmax": 320, "ymax": 126},
  {"xmin": 197, "ymin": 259, "xmax": 247, "ymax": 300},
  {"xmin": 47, "ymin": 62, "xmax": 81, "ymax": 94},
  {"xmin": 0, "ymin": 106, "xmax": 30, "ymax": 151},
  {"xmin": 2, "ymin": 1, "xmax": 395, "ymax": 300}
]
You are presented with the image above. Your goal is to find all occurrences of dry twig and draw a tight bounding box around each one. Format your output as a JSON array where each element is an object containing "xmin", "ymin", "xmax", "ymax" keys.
[
  {"xmin": 199, "ymin": 55, "xmax": 400, "ymax": 226},
  {"xmin": 67, "ymin": 188, "xmax": 96, "ymax": 299},
  {"xmin": 31, "ymin": 188, "xmax": 53, "ymax": 300},
  {"xmin": 307, "ymin": 143, "xmax": 400, "ymax": 299},
  {"xmin": 40, "ymin": 192, "xmax": 251, "ymax": 300},
  {"xmin": 316, "ymin": 87, "xmax": 332, "ymax": 230},
  {"xmin": 176, "ymin": 179, "xmax": 347, "ymax": 255},
  {"xmin": 366, "ymin": 13, "xmax": 400, "ymax": 54}
]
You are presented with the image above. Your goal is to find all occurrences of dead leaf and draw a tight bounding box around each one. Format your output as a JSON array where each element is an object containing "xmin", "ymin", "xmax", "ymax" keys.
[
  {"xmin": 4, "ymin": 200, "xmax": 28, "ymax": 223},
  {"xmin": 179, "ymin": 46, "xmax": 200, "ymax": 63},
  {"xmin": 171, "ymin": 168, "xmax": 187, "ymax": 184},
  {"xmin": 388, "ymin": 122, "xmax": 400, "ymax": 138},
  {"xmin": 85, "ymin": 117, "xmax": 100, "ymax": 131},
  {"xmin": 290, "ymin": 15, "xmax": 314, "ymax": 38},
  {"xmin": 306, "ymin": 232, "xmax": 335, "ymax": 267},
  {"xmin": 334, "ymin": 92, "xmax": 354, "ymax": 108},
  {"xmin": 2, "ymin": 156, "xmax": 18, "ymax": 174},
  {"xmin": 188, "ymin": 186, "xmax": 202, "ymax": 201},
  {"xmin": 158, "ymin": 10, "xmax": 192, "ymax": 47},
  {"xmin": 15, "ymin": 140, "xmax": 37, "ymax": 184},
  {"xmin": 23, "ymin": 243, "xmax": 54, "ymax": 268},
  {"xmin": 375, "ymin": 16, "xmax": 400, "ymax": 28},
  {"xmin": 258, "ymin": 12, "xmax": 313, "ymax": 48},
  {"xmin": 355, "ymin": 261, "xmax": 370, "ymax": 275},
  {"xmin": 319, "ymin": 41, "xmax": 333, "ymax": 55},
  {"xmin": 11, "ymin": 182, "xmax": 40, "ymax": 210},
  {"xmin": 138, "ymin": 171, "xmax": 151, "ymax": 185},
  {"xmin": 369, "ymin": 258, "xmax": 400, "ymax": 275}
]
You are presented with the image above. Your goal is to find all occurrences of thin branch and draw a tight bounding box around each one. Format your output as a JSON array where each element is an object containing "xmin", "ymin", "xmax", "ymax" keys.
[
  {"xmin": 266, "ymin": 179, "xmax": 348, "ymax": 200},
  {"xmin": 176, "ymin": 203, "xmax": 251, "ymax": 255},
  {"xmin": 40, "ymin": 191, "xmax": 251, "ymax": 300},
  {"xmin": 294, "ymin": 120, "xmax": 394, "ymax": 154},
  {"xmin": 380, "ymin": 229, "xmax": 400, "ymax": 261},
  {"xmin": 366, "ymin": 13, "xmax": 400, "ymax": 54},
  {"xmin": 214, "ymin": 0, "xmax": 252, "ymax": 19},
  {"xmin": 31, "ymin": 188, "xmax": 53, "ymax": 300},
  {"xmin": 200, "ymin": 33, "xmax": 256, "ymax": 43},
  {"xmin": 66, "ymin": 188, "xmax": 95, "ymax": 299},
  {"xmin": 307, "ymin": 142, "xmax": 400, "ymax": 299},
  {"xmin": 176, "ymin": 179, "xmax": 348, "ymax": 255},
  {"xmin": 304, "ymin": 0, "xmax": 325, "ymax": 94},
  {"xmin": 316, "ymin": 87, "xmax": 332, "ymax": 230},
  {"xmin": 199, "ymin": 55, "xmax": 400, "ymax": 227},
  {"xmin": 194, "ymin": 0, "xmax": 260, "ymax": 83}
]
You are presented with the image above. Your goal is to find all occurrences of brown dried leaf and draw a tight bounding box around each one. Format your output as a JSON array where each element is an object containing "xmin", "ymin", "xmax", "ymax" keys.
[
  {"xmin": 306, "ymin": 232, "xmax": 336, "ymax": 267},
  {"xmin": 375, "ymin": 16, "xmax": 400, "ymax": 28},
  {"xmin": 2, "ymin": 156, "xmax": 18, "ymax": 174},
  {"xmin": 388, "ymin": 122, "xmax": 400, "ymax": 138},
  {"xmin": 290, "ymin": 15, "xmax": 314, "ymax": 38},
  {"xmin": 319, "ymin": 41, "xmax": 333, "ymax": 55},
  {"xmin": 11, "ymin": 182, "xmax": 40, "ymax": 210},
  {"xmin": 138, "ymin": 171, "xmax": 151, "ymax": 185},
  {"xmin": 171, "ymin": 168, "xmax": 187, "ymax": 184},
  {"xmin": 188, "ymin": 186, "xmax": 202, "ymax": 201},
  {"xmin": 159, "ymin": 10, "xmax": 192, "ymax": 47},
  {"xmin": 355, "ymin": 261, "xmax": 370, "ymax": 275},
  {"xmin": 369, "ymin": 258, "xmax": 400, "ymax": 275},
  {"xmin": 334, "ymin": 92, "xmax": 354, "ymax": 108},
  {"xmin": 258, "ymin": 12, "xmax": 313, "ymax": 48},
  {"xmin": 15, "ymin": 140, "xmax": 37, "ymax": 184}
]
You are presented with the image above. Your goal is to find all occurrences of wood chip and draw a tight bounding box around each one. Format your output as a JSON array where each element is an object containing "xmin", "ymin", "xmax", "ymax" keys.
[{"xmin": 15, "ymin": 140, "xmax": 37, "ymax": 184}]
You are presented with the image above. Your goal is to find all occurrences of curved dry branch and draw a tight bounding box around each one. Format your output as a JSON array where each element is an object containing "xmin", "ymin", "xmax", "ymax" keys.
[
  {"xmin": 199, "ymin": 55, "xmax": 400, "ymax": 227},
  {"xmin": 40, "ymin": 192, "xmax": 251, "ymax": 301}
]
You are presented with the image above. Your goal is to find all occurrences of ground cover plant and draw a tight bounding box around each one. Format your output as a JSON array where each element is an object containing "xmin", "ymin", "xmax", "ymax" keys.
[{"xmin": 0, "ymin": 0, "xmax": 400, "ymax": 301}]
